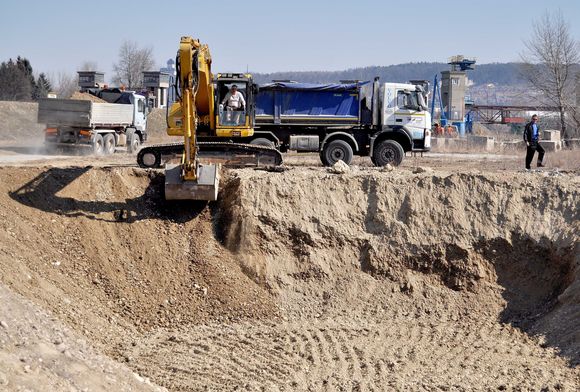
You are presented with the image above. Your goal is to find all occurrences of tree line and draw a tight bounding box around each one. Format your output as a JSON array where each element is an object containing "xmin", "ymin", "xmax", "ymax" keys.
[
  {"xmin": 0, "ymin": 57, "xmax": 52, "ymax": 101},
  {"xmin": 0, "ymin": 40, "xmax": 155, "ymax": 102},
  {"xmin": 253, "ymin": 62, "xmax": 528, "ymax": 86}
]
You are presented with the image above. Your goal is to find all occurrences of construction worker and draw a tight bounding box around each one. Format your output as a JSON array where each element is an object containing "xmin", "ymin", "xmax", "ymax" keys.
[
  {"xmin": 445, "ymin": 124, "xmax": 456, "ymax": 138},
  {"xmin": 433, "ymin": 123, "xmax": 444, "ymax": 136},
  {"xmin": 221, "ymin": 85, "xmax": 246, "ymax": 125},
  {"xmin": 523, "ymin": 114, "xmax": 545, "ymax": 170}
]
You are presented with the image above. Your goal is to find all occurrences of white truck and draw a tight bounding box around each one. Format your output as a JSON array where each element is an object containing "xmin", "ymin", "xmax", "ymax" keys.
[
  {"xmin": 38, "ymin": 90, "xmax": 148, "ymax": 154},
  {"xmin": 243, "ymin": 78, "xmax": 432, "ymax": 166}
]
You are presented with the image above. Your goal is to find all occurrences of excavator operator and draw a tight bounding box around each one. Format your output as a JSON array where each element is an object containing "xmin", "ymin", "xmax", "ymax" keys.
[{"xmin": 221, "ymin": 84, "xmax": 246, "ymax": 125}]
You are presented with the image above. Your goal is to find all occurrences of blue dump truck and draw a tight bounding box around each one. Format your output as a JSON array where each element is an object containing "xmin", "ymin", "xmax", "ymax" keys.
[{"xmin": 249, "ymin": 79, "xmax": 431, "ymax": 166}]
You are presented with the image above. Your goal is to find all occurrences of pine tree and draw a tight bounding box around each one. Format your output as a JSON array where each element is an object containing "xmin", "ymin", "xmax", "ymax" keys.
[
  {"xmin": 0, "ymin": 59, "xmax": 32, "ymax": 101},
  {"xmin": 33, "ymin": 73, "xmax": 52, "ymax": 100},
  {"xmin": 16, "ymin": 56, "xmax": 36, "ymax": 94}
]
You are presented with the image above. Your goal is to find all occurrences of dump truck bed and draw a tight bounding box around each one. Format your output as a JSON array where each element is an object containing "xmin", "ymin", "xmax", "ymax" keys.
[
  {"xmin": 38, "ymin": 98, "xmax": 134, "ymax": 128},
  {"xmin": 255, "ymin": 81, "xmax": 373, "ymax": 127}
]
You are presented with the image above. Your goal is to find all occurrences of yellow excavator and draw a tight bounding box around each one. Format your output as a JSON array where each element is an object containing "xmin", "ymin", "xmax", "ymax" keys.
[{"xmin": 137, "ymin": 36, "xmax": 282, "ymax": 200}]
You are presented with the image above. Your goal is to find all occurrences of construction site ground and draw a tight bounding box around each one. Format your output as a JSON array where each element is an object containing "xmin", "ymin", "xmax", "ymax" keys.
[{"xmin": 0, "ymin": 104, "xmax": 578, "ymax": 391}]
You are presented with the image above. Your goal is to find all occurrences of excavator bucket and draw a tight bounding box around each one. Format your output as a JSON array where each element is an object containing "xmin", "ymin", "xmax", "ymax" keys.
[{"xmin": 164, "ymin": 163, "xmax": 220, "ymax": 201}]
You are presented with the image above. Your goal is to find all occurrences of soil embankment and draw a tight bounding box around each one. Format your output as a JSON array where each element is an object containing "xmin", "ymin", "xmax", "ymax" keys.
[{"xmin": 0, "ymin": 165, "xmax": 578, "ymax": 390}]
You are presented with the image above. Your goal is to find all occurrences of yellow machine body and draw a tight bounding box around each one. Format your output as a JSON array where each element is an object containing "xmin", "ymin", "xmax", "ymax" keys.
[
  {"xmin": 164, "ymin": 36, "xmax": 220, "ymax": 200},
  {"xmin": 139, "ymin": 36, "xmax": 281, "ymax": 200}
]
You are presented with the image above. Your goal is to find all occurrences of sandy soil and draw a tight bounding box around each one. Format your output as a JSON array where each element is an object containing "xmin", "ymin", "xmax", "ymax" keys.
[
  {"xmin": 0, "ymin": 285, "xmax": 164, "ymax": 392},
  {"xmin": 0, "ymin": 102, "xmax": 578, "ymax": 391},
  {"xmin": 0, "ymin": 163, "xmax": 578, "ymax": 391}
]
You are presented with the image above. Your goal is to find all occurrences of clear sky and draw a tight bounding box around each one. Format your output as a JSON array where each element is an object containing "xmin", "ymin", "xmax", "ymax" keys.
[{"xmin": 1, "ymin": 0, "xmax": 578, "ymax": 82}]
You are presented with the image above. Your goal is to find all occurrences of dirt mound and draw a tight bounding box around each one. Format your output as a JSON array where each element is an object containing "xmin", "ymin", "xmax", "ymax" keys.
[
  {"xmin": 0, "ymin": 167, "xmax": 277, "ymax": 351},
  {"xmin": 0, "ymin": 165, "xmax": 578, "ymax": 390},
  {"xmin": 146, "ymin": 108, "xmax": 174, "ymax": 143},
  {"xmin": 69, "ymin": 91, "xmax": 107, "ymax": 103},
  {"xmin": 69, "ymin": 91, "xmax": 108, "ymax": 103},
  {"xmin": 0, "ymin": 101, "xmax": 44, "ymax": 142},
  {"xmin": 0, "ymin": 285, "xmax": 164, "ymax": 391}
]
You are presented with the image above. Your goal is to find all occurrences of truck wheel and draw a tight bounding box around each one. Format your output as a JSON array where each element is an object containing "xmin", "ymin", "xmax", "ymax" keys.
[
  {"xmin": 92, "ymin": 134, "xmax": 104, "ymax": 155},
  {"xmin": 372, "ymin": 140, "xmax": 405, "ymax": 166},
  {"xmin": 250, "ymin": 138, "xmax": 275, "ymax": 148},
  {"xmin": 128, "ymin": 134, "xmax": 141, "ymax": 154},
  {"xmin": 320, "ymin": 139, "xmax": 353, "ymax": 166},
  {"xmin": 103, "ymin": 134, "xmax": 116, "ymax": 155}
]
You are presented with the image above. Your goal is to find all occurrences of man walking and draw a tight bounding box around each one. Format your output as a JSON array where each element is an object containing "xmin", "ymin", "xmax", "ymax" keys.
[{"xmin": 523, "ymin": 114, "xmax": 545, "ymax": 170}]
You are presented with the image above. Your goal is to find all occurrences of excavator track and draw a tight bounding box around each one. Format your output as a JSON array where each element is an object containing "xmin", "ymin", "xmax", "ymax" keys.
[{"xmin": 137, "ymin": 141, "xmax": 283, "ymax": 169}]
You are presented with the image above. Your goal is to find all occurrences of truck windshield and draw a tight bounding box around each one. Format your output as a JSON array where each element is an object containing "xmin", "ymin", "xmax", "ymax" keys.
[
  {"xmin": 403, "ymin": 92, "xmax": 427, "ymax": 111},
  {"xmin": 406, "ymin": 93, "xmax": 418, "ymax": 110}
]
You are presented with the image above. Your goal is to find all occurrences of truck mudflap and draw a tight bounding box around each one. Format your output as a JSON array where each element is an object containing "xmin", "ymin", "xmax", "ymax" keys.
[{"xmin": 137, "ymin": 141, "xmax": 283, "ymax": 169}]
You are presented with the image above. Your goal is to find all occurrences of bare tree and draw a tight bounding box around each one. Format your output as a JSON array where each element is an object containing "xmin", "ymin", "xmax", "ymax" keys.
[
  {"xmin": 49, "ymin": 71, "xmax": 78, "ymax": 99},
  {"xmin": 112, "ymin": 41, "xmax": 155, "ymax": 89},
  {"xmin": 520, "ymin": 10, "xmax": 579, "ymax": 139},
  {"xmin": 571, "ymin": 74, "xmax": 580, "ymax": 132}
]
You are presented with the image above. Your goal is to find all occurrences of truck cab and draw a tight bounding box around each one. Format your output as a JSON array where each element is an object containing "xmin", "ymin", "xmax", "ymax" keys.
[
  {"xmin": 380, "ymin": 82, "xmax": 431, "ymax": 151},
  {"xmin": 214, "ymin": 73, "xmax": 256, "ymax": 138},
  {"xmin": 96, "ymin": 89, "xmax": 148, "ymax": 134},
  {"xmin": 130, "ymin": 93, "xmax": 148, "ymax": 133}
]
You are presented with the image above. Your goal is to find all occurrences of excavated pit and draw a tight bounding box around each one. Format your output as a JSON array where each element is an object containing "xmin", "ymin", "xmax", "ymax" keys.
[
  {"xmin": 0, "ymin": 165, "xmax": 578, "ymax": 391},
  {"xmin": 218, "ymin": 169, "xmax": 578, "ymax": 358}
]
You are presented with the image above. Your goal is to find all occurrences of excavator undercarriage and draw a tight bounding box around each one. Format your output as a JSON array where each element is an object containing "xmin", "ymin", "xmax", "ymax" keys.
[{"xmin": 137, "ymin": 141, "xmax": 283, "ymax": 169}]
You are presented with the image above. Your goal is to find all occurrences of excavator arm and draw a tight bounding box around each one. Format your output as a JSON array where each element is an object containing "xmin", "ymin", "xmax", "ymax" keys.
[
  {"xmin": 164, "ymin": 37, "xmax": 220, "ymax": 200},
  {"xmin": 177, "ymin": 37, "xmax": 203, "ymax": 181}
]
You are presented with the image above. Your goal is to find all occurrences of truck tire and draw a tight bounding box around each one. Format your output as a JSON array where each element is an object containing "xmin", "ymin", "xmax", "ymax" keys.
[
  {"xmin": 250, "ymin": 138, "xmax": 275, "ymax": 148},
  {"xmin": 320, "ymin": 139, "xmax": 353, "ymax": 166},
  {"xmin": 103, "ymin": 133, "xmax": 116, "ymax": 155},
  {"xmin": 128, "ymin": 133, "xmax": 141, "ymax": 154},
  {"xmin": 372, "ymin": 139, "xmax": 405, "ymax": 166},
  {"xmin": 91, "ymin": 134, "xmax": 104, "ymax": 155}
]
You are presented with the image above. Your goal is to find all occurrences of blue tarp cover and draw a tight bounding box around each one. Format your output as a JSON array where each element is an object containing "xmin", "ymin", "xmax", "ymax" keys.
[
  {"xmin": 256, "ymin": 82, "xmax": 371, "ymax": 118},
  {"xmin": 259, "ymin": 81, "xmax": 369, "ymax": 92}
]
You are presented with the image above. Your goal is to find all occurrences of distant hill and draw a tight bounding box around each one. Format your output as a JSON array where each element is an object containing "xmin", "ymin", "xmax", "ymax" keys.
[{"xmin": 253, "ymin": 62, "xmax": 526, "ymax": 86}]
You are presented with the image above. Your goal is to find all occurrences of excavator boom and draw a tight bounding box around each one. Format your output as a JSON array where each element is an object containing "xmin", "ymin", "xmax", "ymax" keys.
[{"xmin": 163, "ymin": 37, "xmax": 220, "ymax": 200}]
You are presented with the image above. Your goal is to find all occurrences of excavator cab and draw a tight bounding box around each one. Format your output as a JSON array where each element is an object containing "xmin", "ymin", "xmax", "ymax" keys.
[{"xmin": 215, "ymin": 74, "xmax": 256, "ymax": 137}]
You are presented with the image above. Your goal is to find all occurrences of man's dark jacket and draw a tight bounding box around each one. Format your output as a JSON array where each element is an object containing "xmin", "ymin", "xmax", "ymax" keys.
[{"xmin": 523, "ymin": 121, "xmax": 540, "ymax": 143}]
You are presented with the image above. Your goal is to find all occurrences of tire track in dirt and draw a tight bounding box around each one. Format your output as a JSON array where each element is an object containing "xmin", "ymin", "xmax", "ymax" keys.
[{"xmin": 128, "ymin": 315, "xmax": 579, "ymax": 391}]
